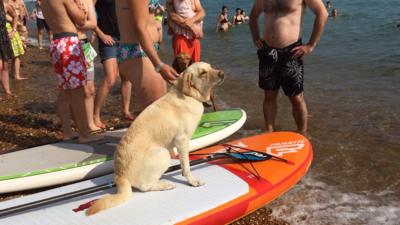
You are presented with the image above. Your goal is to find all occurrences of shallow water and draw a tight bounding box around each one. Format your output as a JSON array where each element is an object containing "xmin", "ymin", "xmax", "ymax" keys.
[{"xmin": 23, "ymin": 0, "xmax": 400, "ymax": 224}]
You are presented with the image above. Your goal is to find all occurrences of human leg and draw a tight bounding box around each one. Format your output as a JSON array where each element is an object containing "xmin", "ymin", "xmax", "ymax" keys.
[
  {"xmin": 120, "ymin": 57, "xmax": 166, "ymax": 112},
  {"xmin": 0, "ymin": 60, "xmax": 12, "ymax": 96},
  {"xmin": 93, "ymin": 58, "xmax": 119, "ymax": 128},
  {"xmin": 69, "ymin": 87, "xmax": 102, "ymax": 143},
  {"xmin": 120, "ymin": 75, "xmax": 134, "ymax": 121},
  {"xmin": 289, "ymin": 92, "xmax": 308, "ymax": 134},
  {"xmin": 12, "ymin": 57, "xmax": 27, "ymax": 80},
  {"xmin": 57, "ymin": 89, "xmax": 76, "ymax": 140},
  {"xmin": 263, "ymin": 90, "xmax": 279, "ymax": 132},
  {"xmin": 84, "ymin": 79, "xmax": 100, "ymax": 131}
]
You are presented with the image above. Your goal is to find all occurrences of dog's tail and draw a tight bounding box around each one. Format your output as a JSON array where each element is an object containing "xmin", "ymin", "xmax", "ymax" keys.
[{"xmin": 86, "ymin": 176, "xmax": 132, "ymax": 216}]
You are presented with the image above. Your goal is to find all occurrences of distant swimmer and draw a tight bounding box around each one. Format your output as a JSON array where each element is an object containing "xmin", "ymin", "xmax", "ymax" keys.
[
  {"xmin": 216, "ymin": 5, "xmax": 231, "ymax": 32},
  {"xmin": 326, "ymin": 1, "xmax": 332, "ymax": 9},
  {"xmin": 241, "ymin": 9, "xmax": 249, "ymax": 23},
  {"xmin": 330, "ymin": 8, "xmax": 338, "ymax": 17},
  {"xmin": 232, "ymin": 8, "xmax": 244, "ymax": 25}
]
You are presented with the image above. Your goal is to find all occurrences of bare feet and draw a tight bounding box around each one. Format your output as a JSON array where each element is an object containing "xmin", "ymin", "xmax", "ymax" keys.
[
  {"xmin": 94, "ymin": 119, "xmax": 106, "ymax": 129},
  {"xmin": 78, "ymin": 134, "xmax": 104, "ymax": 144},
  {"xmin": 124, "ymin": 112, "xmax": 136, "ymax": 121},
  {"xmin": 15, "ymin": 76, "xmax": 28, "ymax": 81},
  {"xmin": 63, "ymin": 131, "xmax": 79, "ymax": 141}
]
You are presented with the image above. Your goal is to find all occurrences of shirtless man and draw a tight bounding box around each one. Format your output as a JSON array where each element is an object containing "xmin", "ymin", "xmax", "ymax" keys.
[
  {"xmin": 116, "ymin": 0, "xmax": 179, "ymax": 112},
  {"xmin": 42, "ymin": 0, "xmax": 101, "ymax": 142},
  {"xmin": 249, "ymin": 0, "xmax": 328, "ymax": 134}
]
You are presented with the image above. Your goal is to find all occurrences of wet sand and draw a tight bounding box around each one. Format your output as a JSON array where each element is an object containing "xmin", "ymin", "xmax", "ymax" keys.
[{"xmin": 0, "ymin": 47, "xmax": 289, "ymax": 224}]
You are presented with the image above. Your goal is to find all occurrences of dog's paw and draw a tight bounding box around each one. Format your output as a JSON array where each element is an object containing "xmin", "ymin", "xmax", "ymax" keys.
[
  {"xmin": 188, "ymin": 178, "xmax": 205, "ymax": 187},
  {"xmin": 158, "ymin": 180, "xmax": 176, "ymax": 190}
]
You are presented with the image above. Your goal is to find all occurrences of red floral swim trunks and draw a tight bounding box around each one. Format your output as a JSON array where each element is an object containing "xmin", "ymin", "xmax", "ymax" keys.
[{"xmin": 50, "ymin": 35, "xmax": 87, "ymax": 90}]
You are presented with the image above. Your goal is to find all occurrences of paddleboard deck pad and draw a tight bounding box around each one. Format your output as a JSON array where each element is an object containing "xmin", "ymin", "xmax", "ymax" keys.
[
  {"xmin": 0, "ymin": 109, "xmax": 246, "ymax": 193},
  {"xmin": 0, "ymin": 132, "xmax": 312, "ymax": 225}
]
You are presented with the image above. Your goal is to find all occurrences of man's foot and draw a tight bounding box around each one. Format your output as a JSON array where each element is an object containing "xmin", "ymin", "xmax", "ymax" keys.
[
  {"xmin": 78, "ymin": 134, "xmax": 104, "ymax": 144},
  {"xmin": 38, "ymin": 46, "xmax": 44, "ymax": 50},
  {"xmin": 5, "ymin": 93, "xmax": 14, "ymax": 99},
  {"xmin": 94, "ymin": 120, "xmax": 107, "ymax": 129},
  {"xmin": 63, "ymin": 131, "xmax": 79, "ymax": 141},
  {"xmin": 124, "ymin": 112, "xmax": 136, "ymax": 121},
  {"xmin": 15, "ymin": 76, "xmax": 28, "ymax": 81}
]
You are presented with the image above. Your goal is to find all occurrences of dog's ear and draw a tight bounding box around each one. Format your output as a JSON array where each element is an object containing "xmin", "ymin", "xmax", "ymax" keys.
[{"xmin": 182, "ymin": 70, "xmax": 192, "ymax": 96}]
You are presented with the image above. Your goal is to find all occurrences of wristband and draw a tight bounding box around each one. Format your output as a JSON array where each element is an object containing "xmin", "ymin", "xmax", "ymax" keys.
[{"xmin": 155, "ymin": 62, "xmax": 164, "ymax": 73}]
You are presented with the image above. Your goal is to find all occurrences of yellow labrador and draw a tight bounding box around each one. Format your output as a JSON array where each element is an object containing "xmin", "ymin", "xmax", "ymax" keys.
[{"xmin": 87, "ymin": 62, "xmax": 224, "ymax": 215}]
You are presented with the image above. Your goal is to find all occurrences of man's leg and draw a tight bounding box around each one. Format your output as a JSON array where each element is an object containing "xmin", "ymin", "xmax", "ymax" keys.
[
  {"xmin": 13, "ymin": 57, "xmax": 27, "ymax": 80},
  {"xmin": 0, "ymin": 61, "xmax": 12, "ymax": 96},
  {"xmin": 263, "ymin": 90, "xmax": 279, "ymax": 132},
  {"xmin": 289, "ymin": 92, "xmax": 308, "ymax": 134},
  {"xmin": 120, "ymin": 71, "xmax": 134, "ymax": 121},
  {"xmin": 93, "ymin": 58, "xmax": 118, "ymax": 128},
  {"xmin": 84, "ymin": 79, "xmax": 100, "ymax": 131},
  {"xmin": 69, "ymin": 87, "xmax": 102, "ymax": 143},
  {"xmin": 58, "ymin": 89, "xmax": 76, "ymax": 140},
  {"xmin": 37, "ymin": 28, "xmax": 44, "ymax": 49}
]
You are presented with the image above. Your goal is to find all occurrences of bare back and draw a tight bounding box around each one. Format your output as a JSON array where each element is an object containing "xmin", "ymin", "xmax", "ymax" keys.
[
  {"xmin": 41, "ymin": 0, "xmax": 81, "ymax": 34},
  {"xmin": 262, "ymin": 0, "xmax": 305, "ymax": 48},
  {"xmin": 116, "ymin": 0, "xmax": 159, "ymax": 44}
]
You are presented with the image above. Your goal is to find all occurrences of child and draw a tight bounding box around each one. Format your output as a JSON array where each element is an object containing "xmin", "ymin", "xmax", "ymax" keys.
[
  {"xmin": 41, "ymin": 0, "xmax": 101, "ymax": 143},
  {"xmin": 76, "ymin": 0, "xmax": 100, "ymax": 133},
  {"xmin": 167, "ymin": 0, "xmax": 204, "ymax": 62}
]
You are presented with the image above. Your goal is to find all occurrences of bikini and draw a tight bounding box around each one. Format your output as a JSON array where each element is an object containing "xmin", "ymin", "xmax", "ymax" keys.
[
  {"xmin": 117, "ymin": 0, "xmax": 161, "ymax": 63},
  {"xmin": 234, "ymin": 16, "xmax": 243, "ymax": 24}
]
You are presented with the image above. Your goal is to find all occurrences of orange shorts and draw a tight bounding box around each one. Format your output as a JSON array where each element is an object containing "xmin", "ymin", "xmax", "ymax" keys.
[{"xmin": 172, "ymin": 35, "xmax": 201, "ymax": 62}]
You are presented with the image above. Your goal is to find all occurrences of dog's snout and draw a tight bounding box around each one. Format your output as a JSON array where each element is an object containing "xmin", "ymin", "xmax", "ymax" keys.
[{"xmin": 218, "ymin": 71, "xmax": 225, "ymax": 79}]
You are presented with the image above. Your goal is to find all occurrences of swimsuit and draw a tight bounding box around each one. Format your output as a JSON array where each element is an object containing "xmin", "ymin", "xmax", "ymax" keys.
[
  {"xmin": 118, "ymin": 42, "xmax": 160, "ymax": 62},
  {"xmin": 257, "ymin": 39, "xmax": 304, "ymax": 97},
  {"xmin": 6, "ymin": 23, "xmax": 24, "ymax": 58},
  {"xmin": 50, "ymin": 32, "xmax": 87, "ymax": 90},
  {"xmin": 117, "ymin": 0, "xmax": 162, "ymax": 63},
  {"xmin": 80, "ymin": 39, "xmax": 97, "ymax": 81},
  {"xmin": 234, "ymin": 16, "xmax": 243, "ymax": 24}
]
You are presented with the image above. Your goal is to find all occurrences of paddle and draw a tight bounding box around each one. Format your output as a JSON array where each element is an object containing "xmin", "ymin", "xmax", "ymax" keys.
[{"xmin": 0, "ymin": 148, "xmax": 273, "ymax": 218}]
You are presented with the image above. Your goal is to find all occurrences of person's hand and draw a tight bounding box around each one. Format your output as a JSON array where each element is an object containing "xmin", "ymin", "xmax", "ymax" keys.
[
  {"xmin": 184, "ymin": 19, "xmax": 194, "ymax": 28},
  {"xmin": 8, "ymin": 31, "xmax": 16, "ymax": 39},
  {"xmin": 291, "ymin": 44, "xmax": 314, "ymax": 59},
  {"xmin": 253, "ymin": 38, "xmax": 264, "ymax": 49},
  {"xmin": 159, "ymin": 64, "xmax": 180, "ymax": 82},
  {"xmin": 99, "ymin": 34, "xmax": 115, "ymax": 46}
]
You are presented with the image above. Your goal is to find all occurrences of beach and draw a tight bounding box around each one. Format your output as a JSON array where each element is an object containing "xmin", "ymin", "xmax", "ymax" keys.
[{"xmin": 1, "ymin": 0, "xmax": 400, "ymax": 224}]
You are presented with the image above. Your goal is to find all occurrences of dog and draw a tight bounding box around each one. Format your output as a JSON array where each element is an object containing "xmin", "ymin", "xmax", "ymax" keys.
[
  {"xmin": 173, "ymin": 52, "xmax": 218, "ymax": 111},
  {"xmin": 172, "ymin": 52, "xmax": 193, "ymax": 74},
  {"xmin": 86, "ymin": 62, "xmax": 225, "ymax": 215}
]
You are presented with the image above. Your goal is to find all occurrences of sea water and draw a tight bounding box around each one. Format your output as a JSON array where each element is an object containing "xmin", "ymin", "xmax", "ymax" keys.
[{"xmin": 24, "ymin": 0, "xmax": 400, "ymax": 224}]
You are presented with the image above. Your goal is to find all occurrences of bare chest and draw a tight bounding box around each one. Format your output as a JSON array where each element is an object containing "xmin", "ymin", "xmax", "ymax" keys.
[{"xmin": 263, "ymin": 0, "xmax": 303, "ymax": 14}]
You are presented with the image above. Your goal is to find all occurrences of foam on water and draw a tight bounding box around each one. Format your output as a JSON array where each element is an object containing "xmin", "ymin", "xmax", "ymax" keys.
[{"xmin": 269, "ymin": 173, "xmax": 400, "ymax": 225}]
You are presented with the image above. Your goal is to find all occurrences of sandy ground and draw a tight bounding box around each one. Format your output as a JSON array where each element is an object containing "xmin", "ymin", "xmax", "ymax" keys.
[{"xmin": 0, "ymin": 47, "xmax": 289, "ymax": 225}]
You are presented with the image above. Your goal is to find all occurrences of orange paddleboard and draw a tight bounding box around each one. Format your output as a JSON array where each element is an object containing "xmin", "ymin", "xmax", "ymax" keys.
[
  {"xmin": 178, "ymin": 131, "xmax": 312, "ymax": 225},
  {"xmin": 0, "ymin": 132, "xmax": 312, "ymax": 225}
]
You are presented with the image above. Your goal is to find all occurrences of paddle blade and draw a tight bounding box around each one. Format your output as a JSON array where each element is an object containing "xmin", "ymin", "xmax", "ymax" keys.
[{"xmin": 227, "ymin": 151, "xmax": 272, "ymax": 161}]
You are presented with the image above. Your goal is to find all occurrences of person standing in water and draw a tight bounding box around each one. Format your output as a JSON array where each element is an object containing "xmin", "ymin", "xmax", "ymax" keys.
[{"xmin": 249, "ymin": 0, "xmax": 328, "ymax": 134}]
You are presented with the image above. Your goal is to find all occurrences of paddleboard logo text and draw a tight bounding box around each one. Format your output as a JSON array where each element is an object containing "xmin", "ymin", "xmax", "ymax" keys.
[{"xmin": 266, "ymin": 140, "xmax": 304, "ymax": 157}]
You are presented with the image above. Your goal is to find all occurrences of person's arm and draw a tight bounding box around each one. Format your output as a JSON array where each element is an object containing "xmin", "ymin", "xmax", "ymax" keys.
[
  {"xmin": 291, "ymin": 0, "xmax": 328, "ymax": 58},
  {"xmin": 129, "ymin": 0, "xmax": 178, "ymax": 81},
  {"xmin": 6, "ymin": 5, "xmax": 18, "ymax": 30},
  {"xmin": 249, "ymin": 0, "xmax": 264, "ymax": 49},
  {"xmin": 166, "ymin": 0, "xmax": 186, "ymax": 25},
  {"xmin": 79, "ymin": 0, "xmax": 96, "ymax": 29},
  {"xmin": 64, "ymin": 0, "xmax": 86, "ymax": 27},
  {"xmin": 187, "ymin": 0, "xmax": 205, "ymax": 23}
]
